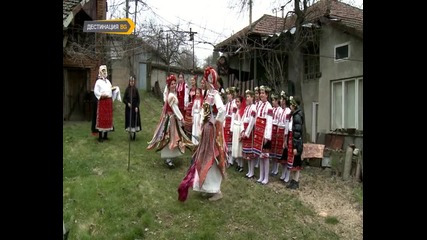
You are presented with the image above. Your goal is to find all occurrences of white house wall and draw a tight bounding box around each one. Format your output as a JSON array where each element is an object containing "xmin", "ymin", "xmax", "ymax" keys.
[
  {"xmin": 318, "ymin": 24, "xmax": 363, "ymax": 134},
  {"xmin": 286, "ymin": 54, "xmax": 319, "ymax": 143}
]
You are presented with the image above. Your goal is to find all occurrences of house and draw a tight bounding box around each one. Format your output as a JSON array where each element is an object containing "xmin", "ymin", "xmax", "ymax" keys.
[
  {"xmin": 63, "ymin": 0, "xmax": 108, "ymax": 121},
  {"xmin": 213, "ymin": 0, "xmax": 363, "ymax": 151}
]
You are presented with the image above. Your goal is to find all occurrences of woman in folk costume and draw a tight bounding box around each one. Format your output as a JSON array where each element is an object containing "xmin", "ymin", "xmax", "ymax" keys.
[
  {"xmin": 269, "ymin": 93, "xmax": 284, "ymax": 176},
  {"xmin": 176, "ymin": 72, "xmax": 189, "ymax": 116},
  {"xmin": 178, "ymin": 67, "xmax": 227, "ymax": 202},
  {"xmin": 184, "ymin": 75, "xmax": 200, "ymax": 136},
  {"xmin": 254, "ymin": 85, "xmax": 273, "ymax": 185},
  {"xmin": 278, "ymin": 92, "xmax": 292, "ymax": 182},
  {"xmin": 191, "ymin": 87, "xmax": 203, "ymax": 145},
  {"xmin": 123, "ymin": 76, "xmax": 142, "ymax": 141},
  {"xmin": 147, "ymin": 74, "xmax": 194, "ymax": 169},
  {"xmin": 286, "ymin": 95, "xmax": 304, "ymax": 189},
  {"xmin": 224, "ymin": 87, "xmax": 237, "ymax": 166},
  {"xmin": 93, "ymin": 65, "xmax": 114, "ymax": 142},
  {"xmin": 230, "ymin": 94, "xmax": 246, "ymax": 172},
  {"xmin": 240, "ymin": 90, "xmax": 257, "ymax": 178}
]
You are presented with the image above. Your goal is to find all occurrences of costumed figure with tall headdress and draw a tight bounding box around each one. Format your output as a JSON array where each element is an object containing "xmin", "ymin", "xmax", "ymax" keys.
[{"xmin": 178, "ymin": 67, "xmax": 227, "ymax": 202}]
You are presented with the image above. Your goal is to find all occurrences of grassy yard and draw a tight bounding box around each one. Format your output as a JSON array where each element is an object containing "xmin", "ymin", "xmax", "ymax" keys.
[{"xmin": 63, "ymin": 90, "xmax": 363, "ymax": 240}]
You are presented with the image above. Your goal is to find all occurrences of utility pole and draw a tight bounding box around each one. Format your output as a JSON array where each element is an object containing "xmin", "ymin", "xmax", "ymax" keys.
[
  {"xmin": 166, "ymin": 33, "xmax": 170, "ymax": 74},
  {"xmin": 249, "ymin": 0, "xmax": 253, "ymax": 26},
  {"xmin": 189, "ymin": 28, "xmax": 195, "ymax": 71},
  {"xmin": 134, "ymin": 0, "xmax": 137, "ymax": 35},
  {"xmin": 162, "ymin": 28, "xmax": 197, "ymax": 72},
  {"xmin": 125, "ymin": 0, "xmax": 129, "ymax": 18}
]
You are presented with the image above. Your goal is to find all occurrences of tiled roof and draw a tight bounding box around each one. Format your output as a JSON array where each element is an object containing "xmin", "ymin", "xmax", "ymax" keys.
[
  {"xmin": 215, "ymin": 0, "xmax": 362, "ymax": 50},
  {"xmin": 63, "ymin": 0, "xmax": 90, "ymax": 28}
]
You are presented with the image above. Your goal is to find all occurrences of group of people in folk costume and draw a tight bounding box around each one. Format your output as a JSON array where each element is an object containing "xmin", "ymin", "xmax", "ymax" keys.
[
  {"xmin": 146, "ymin": 66, "xmax": 304, "ymax": 202},
  {"xmin": 237, "ymin": 86, "xmax": 304, "ymax": 189},
  {"xmin": 91, "ymin": 65, "xmax": 143, "ymax": 143}
]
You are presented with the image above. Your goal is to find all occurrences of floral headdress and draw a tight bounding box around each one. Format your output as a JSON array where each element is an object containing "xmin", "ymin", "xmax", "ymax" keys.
[{"xmin": 204, "ymin": 66, "xmax": 218, "ymax": 90}]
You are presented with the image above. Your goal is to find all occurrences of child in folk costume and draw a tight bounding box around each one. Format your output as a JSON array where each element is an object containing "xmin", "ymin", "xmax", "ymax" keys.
[
  {"xmin": 278, "ymin": 92, "xmax": 292, "ymax": 182},
  {"xmin": 253, "ymin": 86, "xmax": 261, "ymax": 168},
  {"xmin": 254, "ymin": 86, "xmax": 273, "ymax": 185},
  {"xmin": 230, "ymin": 95, "xmax": 246, "ymax": 172},
  {"xmin": 286, "ymin": 96, "xmax": 304, "ymax": 189},
  {"xmin": 224, "ymin": 87, "xmax": 237, "ymax": 166},
  {"xmin": 240, "ymin": 90, "xmax": 257, "ymax": 178},
  {"xmin": 191, "ymin": 88, "xmax": 203, "ymax": 145},
  {"xmin": 269, "ymin": 93, "xmax": 284, "ymax": 176}
]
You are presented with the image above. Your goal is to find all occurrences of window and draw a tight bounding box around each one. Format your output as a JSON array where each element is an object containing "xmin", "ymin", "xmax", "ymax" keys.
[
  {"xmin": 331, "ymin": 78, "xmax": 363, "ymax": 130},
  {"xmin": 303, "ymin": 53, "xmax": 320, "ymax": 80},
  {"xmin": 335, "ymin": 42, "xmax": 350, "ymax": 61}
]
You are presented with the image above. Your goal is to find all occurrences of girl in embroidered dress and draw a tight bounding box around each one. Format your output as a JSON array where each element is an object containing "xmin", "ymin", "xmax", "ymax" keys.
[
  {"xmin": 254, "ymin": 86, "xmax": 273, "ymax": 185},
  {"xmin": 278, "ymin": 92, "xmax": 292, "ymax": 182},
  {"xmin": 240, "ymin": 90, "xmax": 257, "ymax": 178},
  {"xmin": 230, "ymin": 95, "xmax": 245, "ymax": 172},
  {"xmin": 269, "ymin": 93, "xmax": 284, "ymax": 176},
  {"xmin": 191, "ymin": 88, "xmax": 203, "ymax": 145},
  {"xmin": 224, "ymin": 87, "xmax": 237, "ymax": 166}
]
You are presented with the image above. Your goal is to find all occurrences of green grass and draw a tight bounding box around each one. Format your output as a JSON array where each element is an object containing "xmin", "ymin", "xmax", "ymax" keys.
[
  {"xmin": 64, "ymin": 90, "xmax": 344, "ymax": 240},
  {"xmin": 325, "ymin": 216, "xmax": 339, "ymax": 225}
]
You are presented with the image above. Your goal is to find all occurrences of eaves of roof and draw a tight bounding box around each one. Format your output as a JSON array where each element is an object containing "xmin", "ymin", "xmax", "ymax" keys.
[
  {"xmin": 214, "ymin": 0, "xmax": 362, "ymax": 52},
  {"xmin": 63, "ymin": 0, "xmax": 91, "ymax": 29}
]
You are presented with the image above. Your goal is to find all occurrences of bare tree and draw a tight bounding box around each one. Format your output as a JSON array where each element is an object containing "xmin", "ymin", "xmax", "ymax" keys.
[
  {"xmin": 229, "ymin": 0, "xmax": 322, "ymax": 142},
  {"xmin": 107, "ymin": 1, "xmax": 198, "ymax": 74}
]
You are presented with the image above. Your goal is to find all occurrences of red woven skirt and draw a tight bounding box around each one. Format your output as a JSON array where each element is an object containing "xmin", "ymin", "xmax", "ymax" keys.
[{"xmin": 96, "ymin": 97, "xmax": 113, "ymax": 131}]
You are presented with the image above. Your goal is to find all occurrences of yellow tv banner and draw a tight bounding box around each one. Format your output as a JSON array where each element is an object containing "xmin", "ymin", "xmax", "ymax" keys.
[{"xmin": 83, "ymin": 18, "xmax": 135, "ymax": 34}]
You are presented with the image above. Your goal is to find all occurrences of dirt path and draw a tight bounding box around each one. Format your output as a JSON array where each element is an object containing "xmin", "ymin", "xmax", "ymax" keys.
[{"xmin": 271, "ymin": 166, "xmax": 363, "ymax": 240}]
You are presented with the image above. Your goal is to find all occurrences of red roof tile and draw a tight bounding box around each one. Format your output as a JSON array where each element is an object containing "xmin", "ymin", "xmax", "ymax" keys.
[{"xmin": 215, "ymin": 0, "xmax": 362, "ymax": 50}]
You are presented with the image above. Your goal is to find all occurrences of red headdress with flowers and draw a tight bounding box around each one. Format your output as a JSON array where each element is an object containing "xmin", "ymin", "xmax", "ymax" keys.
[
  {"xmin": 204, "ymin": 66, "xmax": 218, "ymax": 90},
  {"xmin": 166, "ymin": 74, "xmax": 177, "ymax": 87}
]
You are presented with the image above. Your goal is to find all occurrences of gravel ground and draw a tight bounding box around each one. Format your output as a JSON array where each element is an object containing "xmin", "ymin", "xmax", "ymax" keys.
[{"xmin": 269, "ymin": 165, "xmax": 363, "ymax": 240}]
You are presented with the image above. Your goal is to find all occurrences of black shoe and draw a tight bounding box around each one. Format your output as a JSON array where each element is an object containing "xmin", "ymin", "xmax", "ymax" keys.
[
  {"xmin": 165, "ymin": 159, "xmax": 175, "ymax": 169},
  {"xmin": 102, "ymin": 133, "xmax": 109, "ymax": 140},
  {"xmin": 238, "ymin": 166, "xmax": 244, "ymax": 172},
  {"xmin": 98, "ymin": 138, "xmax": 103, "ymax": 143},
  {"xmin": 286, "ymin": 179, "xmax": 296, "ymax": 188},
  {"xmin": 235, "ymin": 165, "xmax": 240, "ymax": 171},
  {"xmin": 289, "ymin": 181, "xmax": 299, "ymax": 189}
]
